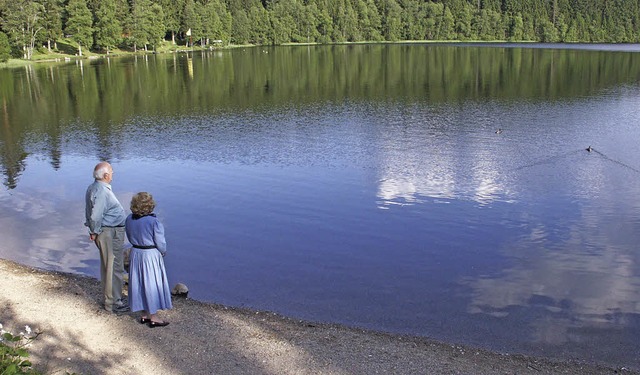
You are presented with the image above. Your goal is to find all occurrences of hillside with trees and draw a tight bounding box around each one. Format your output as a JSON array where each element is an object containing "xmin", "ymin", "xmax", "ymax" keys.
[{"xmin": 1, "ymin": 0, "xmax": 640, "ymax": 61}]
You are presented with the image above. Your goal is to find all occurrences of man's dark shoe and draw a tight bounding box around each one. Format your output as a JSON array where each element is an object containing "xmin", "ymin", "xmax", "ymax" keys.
[{"xmin": 113, "ymin": 304, "xmax": 130, "ymax": 313}]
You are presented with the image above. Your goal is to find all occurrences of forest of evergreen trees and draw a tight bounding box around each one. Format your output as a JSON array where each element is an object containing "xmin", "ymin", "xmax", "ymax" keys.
[{"xmin": 1, "ymin": 0, "xmax": 640, "ymax": 60}]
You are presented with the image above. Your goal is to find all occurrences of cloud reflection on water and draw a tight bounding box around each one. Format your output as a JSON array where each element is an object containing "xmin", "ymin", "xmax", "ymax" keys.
[
  {"xmin": 460, "ymin": 162, "xmax": 640, "ymax": 349},
  {"xmin": 0, "ymin": 180, "xmax": 129, "ymax": 276},
  {"xmin": 372, "ymin": 112, "xmax": 640, "ymax": 354},
  {"xmin": 375, "ymin": 146, "xmax": 508, "ymax": 207},
  {"xmin": 0, "ymin": 157, "xmax": 139, "ymax": 276},
  {"xmin": 462, "ymin": 240, "xmax": 640, "ymax": 344}
]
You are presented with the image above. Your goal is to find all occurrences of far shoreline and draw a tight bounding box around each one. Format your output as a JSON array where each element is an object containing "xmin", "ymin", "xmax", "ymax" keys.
[{"xmin": 3, "ymin": 40, "xmax": 640, "ymax": 69}]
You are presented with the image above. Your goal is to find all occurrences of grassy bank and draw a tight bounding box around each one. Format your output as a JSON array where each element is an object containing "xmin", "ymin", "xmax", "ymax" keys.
[
  {"xmin": 2, "ymin": 38, "xmax": 524, "ymax": 67},
  {"xmin": 1, "ymin": 38, "xmax": 233, "ymax": 67}
]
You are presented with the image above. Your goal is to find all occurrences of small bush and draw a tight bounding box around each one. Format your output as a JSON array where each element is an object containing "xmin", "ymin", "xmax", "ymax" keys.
[{"xmin": 0, "ymin": 323, "xmax": 40, "ymax": 375}]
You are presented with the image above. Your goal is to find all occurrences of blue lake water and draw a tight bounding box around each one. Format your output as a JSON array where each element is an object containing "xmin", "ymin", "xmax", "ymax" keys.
[{"xmin": 1, "ymin": 44, "xmax": 640, "ymax": 368}]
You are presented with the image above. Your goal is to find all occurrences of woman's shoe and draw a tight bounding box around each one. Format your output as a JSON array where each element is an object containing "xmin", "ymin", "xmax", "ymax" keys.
[
  {"xmin": 148, "ymin": 320, "xmax": 169, "ymax": 328},
  {"xmin": 140, "ymin": 317, "xmax": 150, "ymax": 324}
]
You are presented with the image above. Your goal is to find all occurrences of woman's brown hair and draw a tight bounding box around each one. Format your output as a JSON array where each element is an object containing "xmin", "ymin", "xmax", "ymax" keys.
[{"xmin": 130, "ymin": 192, "xmax": 155, "ymax": 216}]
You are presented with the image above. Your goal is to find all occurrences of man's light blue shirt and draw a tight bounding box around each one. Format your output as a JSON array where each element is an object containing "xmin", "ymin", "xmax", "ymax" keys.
[{"xmin": 85, "ymin": 180, "xmax": 126, "ymax": 234}]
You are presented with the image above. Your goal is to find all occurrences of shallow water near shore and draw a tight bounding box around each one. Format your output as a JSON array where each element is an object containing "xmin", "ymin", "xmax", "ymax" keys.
[{"xmin": 1, "ymin": 44, "xmax": 640, "ymax": 369}]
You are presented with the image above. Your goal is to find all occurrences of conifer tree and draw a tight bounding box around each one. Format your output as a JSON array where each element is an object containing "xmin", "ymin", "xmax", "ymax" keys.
[
  {"xmin": 42, "ymin": 0, "xmax": 63, "ymax": 52},
  {"xmin": 267, "ymin": 0, "xmax": 295, "ymax": 44},
  {"xmin": 440, "ymin": 7, "xmax": 455, "ymax": 40},
  {"xmin": 159, "ymin": 0, "xmax": 184, "ymax": 44},
  {"xmin": 65, "ymin": 0, "xmax": 93, "ymax": 56},
  {"xmin": 231, "ymin": 9, "xmax": 250, "ymax": 44},
  {"xmin": 209, "ymin": 0, "xmax": 232, "ymax": 44},
  {"xmin": 95, "ymin": 0, "xmax": 121, "ymax": 54},
  {"xmin": 129, "ymin": 0, "xmax": 154, "ymax": 51},
  {"xmin": 201, "ymin": 2, "xmax": 218, "ymax": 45},
  {"xmin": 248, "ymin": 5, "xmax": 270, "ymax": 44},
  {"xmin": 0, "ymin": 31, "xmax": 10, "ymax": 62},
  {"xmin": 148, "ymin": 3, "xmax": 165, "ymax": 49},
  {"xmin": 182, "ymin": 0, "xmax": 199, "ymax": 46}
]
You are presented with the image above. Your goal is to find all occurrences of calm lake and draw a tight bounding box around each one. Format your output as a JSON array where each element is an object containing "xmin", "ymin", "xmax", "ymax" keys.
[{"xmin": 1, "ymin": 43, "xmax": 640, "ymax": 368}]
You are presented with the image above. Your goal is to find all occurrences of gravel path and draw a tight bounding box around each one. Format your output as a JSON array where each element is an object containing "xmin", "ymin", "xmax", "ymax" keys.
[{"xmin": 0, "ymin": 258, "xmax": 635, "ymax": 375}]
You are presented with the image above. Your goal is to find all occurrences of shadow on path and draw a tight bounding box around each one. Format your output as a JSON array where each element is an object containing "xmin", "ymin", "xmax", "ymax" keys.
[{"xmin": 1, "ymin": 258, "xmax": 636, "ymax": 375}]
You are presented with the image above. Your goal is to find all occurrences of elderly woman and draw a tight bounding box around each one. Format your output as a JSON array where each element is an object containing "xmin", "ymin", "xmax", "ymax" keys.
[{"xmin": 125, "ymin": 192, "xmax": 172, "ymax": 327}]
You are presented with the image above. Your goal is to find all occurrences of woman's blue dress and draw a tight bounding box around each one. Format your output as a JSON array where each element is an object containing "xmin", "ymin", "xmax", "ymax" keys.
[{"xmin": 125, "ymin": 214, "xmax": 173, "ymax": 314}]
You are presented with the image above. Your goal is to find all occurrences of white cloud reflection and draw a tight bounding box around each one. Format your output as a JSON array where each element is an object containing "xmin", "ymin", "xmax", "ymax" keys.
[
  {"xmin": 373, "ymin": 117, "xmax": 640, "ymax": 348},
  {"xmin": 375, "ymin": 139, "xmax": 510, "ymax": 207},
  {"xmin": 460, "ymin": 183, "xmax": 640, "ymax": 345},
  {"xmin": 0, "ymin": 186, "xmax": 131, "ymax": 275},
  {"xmin": 0, "ymin": 188, "xmax": 91, "ymax": 272}
]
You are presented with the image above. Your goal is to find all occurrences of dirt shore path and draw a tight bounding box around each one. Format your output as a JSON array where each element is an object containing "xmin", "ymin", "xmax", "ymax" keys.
[{"xmin": 0, "ymin": 259, "xmax": 635, "ymax": 375}]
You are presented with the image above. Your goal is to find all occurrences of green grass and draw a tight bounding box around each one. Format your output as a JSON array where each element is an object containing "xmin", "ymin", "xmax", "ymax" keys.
[
  {"xmin": 0, "ymin": 39, "xmax": 446, "ymax": 68},
  {"xmin": 0, "ymin": 38, "xmax": 231, "ymax": 67},
  {"xmin": 0, "ymin": 59, "xmax": 30, "ymax": 67},
  {"xmin": 4, "ymin": 38, "xmax": 505, "ymax": 67}
]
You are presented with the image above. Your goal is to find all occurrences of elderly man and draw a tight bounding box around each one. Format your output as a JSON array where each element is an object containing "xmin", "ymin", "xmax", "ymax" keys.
[{"xmin": 85, "ymin": 161, "xmax": 129, "ymax": 313}]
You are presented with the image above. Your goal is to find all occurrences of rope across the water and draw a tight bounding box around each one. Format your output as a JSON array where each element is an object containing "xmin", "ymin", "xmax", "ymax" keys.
[
  {"xmin": 512, "ymin": 149, "xmax": 583, "ymax": 171},
  {"xmin": 588, "ymin": 146, "xmax": 640, "ymax": 174},
  {"xmin": 513, "ymin": 146, "xmax": 640, "ymax": 174}
]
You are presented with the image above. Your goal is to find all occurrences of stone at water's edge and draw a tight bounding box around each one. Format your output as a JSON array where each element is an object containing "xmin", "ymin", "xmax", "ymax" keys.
[{"xmin": 172, "ymin": 283, "xmax": 189, "ymax": 297}]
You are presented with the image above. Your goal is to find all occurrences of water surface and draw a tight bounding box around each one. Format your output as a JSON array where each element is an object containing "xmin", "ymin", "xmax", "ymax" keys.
[{"xmin": 1, "ymin": 44, "xmax": 640, "ymax": 369}]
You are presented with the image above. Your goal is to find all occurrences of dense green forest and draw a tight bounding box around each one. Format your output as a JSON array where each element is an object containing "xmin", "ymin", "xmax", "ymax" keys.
[{"xmin": 1, "ymin": 0, "xmax": 640, "ymax": 60}]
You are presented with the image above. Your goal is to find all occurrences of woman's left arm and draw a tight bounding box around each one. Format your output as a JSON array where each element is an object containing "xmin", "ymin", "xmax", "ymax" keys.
[{"xmin": 154, "ymin": 219, "xmax": 167, "ymax": 255}]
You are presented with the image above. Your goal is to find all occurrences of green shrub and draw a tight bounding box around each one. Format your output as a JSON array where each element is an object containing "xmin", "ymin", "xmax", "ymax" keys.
[{"xmin": 0, "ymin": 324, "xmax": 40, "ymax": 375}]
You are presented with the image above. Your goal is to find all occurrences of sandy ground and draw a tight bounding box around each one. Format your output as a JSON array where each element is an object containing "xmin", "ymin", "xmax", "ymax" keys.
[{"xmin": 0, "ymin": 258, "xmax": 636, "ymax": 375}]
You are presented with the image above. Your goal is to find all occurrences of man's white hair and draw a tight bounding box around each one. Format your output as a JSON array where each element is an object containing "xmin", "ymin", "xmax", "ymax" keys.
[{"xmin": 94, "ymin": 165, "xmax": 110, "ymax": 180}]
